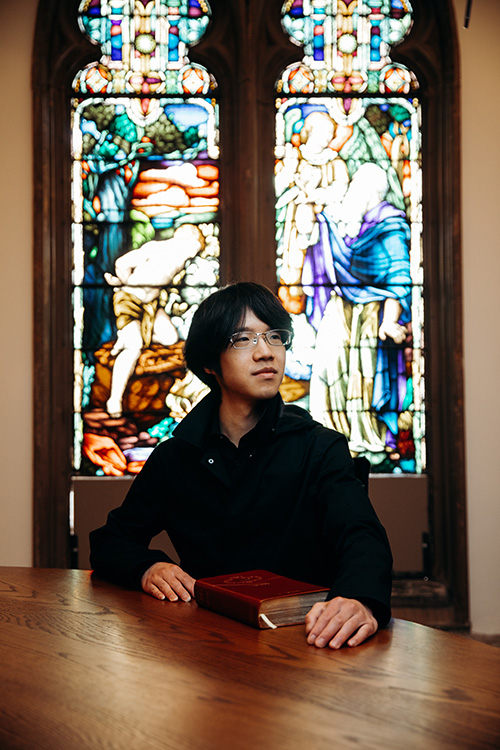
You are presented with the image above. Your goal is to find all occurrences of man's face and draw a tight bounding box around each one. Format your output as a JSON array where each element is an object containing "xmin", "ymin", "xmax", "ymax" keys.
[{"xmin": 211, "ymin": 309, "xmax": 286, "ymax": 407}]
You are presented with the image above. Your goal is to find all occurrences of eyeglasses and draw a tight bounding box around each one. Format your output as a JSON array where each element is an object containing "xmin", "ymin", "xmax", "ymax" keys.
[{"xmin": 228, "ymin": 329, "xmax": 293, "ymax": 349}]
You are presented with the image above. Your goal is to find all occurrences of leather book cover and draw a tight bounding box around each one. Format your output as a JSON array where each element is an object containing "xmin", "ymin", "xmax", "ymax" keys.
[{"xmin": 194, "ymin": 570, "xmax": 329, "ymax": 629}]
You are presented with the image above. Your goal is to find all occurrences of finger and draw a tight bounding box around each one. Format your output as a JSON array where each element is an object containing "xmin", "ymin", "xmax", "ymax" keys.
[
  {"xmin": 165, "ymin": 574, "xmax": 193, "ymax": 602},
  {"xmin": 309, "ymin": 615, "xmax": 350, "ymax": 648},
  {"xmin": 141, "ymin": 572, "xmax": 177, "ymax": 601},
  {"xmin": 175, "ymin": 569, "xmax": 196, "ymax": 597},
  {"xmin": 102, "ymin": 462, "xmax": 126, "ymax": 476},
  {"xmin": 307, "ymin": 598, "xmax": 367, "ymax": 647},
  {"xmin": 140, "ymin": 577, "xmax": 169, "ymax": 600},
  {"xmin": 322, "ymin": 612, "xmax": 377, "ymax": 649},
  {"xmin": 149, "ymin": 582, "xmax": 169, "ymax": 601},
  {"xmin": 141, "ymin": 564, "xmax": 195, "ymax": 602},
  {"xmin": 110, "ymin": 449, "xmax": 128, "ymax": 468},
  {"xmin": 347, "ymin": 622, "xmax": 377, "ymax": 648},
  {"xmin": 150, "ymin": 576, "xmax": 186, "ymax": 602},
  {"xmin": 325, "ymin": 617, "xmax": 361, "ymax": 649},
  {"xmin": 154, "ymin": 567, "xmax": 195, "ymax": 602},
  {"xmin": 306, "ymin": 601, "xmax": 344, "ymax": 645},
  {"xmin": 304, "ymin": 602, "xmax": 326, "ymax": 633}
]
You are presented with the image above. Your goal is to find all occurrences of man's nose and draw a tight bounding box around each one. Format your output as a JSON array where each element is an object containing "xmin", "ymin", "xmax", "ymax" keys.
[{"xmin": 253, "ymin": 335, "xmax": 274, "ymax": 356}]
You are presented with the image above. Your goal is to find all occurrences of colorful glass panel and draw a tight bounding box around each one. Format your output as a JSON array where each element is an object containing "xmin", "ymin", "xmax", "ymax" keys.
[
  {"xmin": 276, "ymin": 0, "xmax": 425, "ymax": 474},
  {"xmin": 72, "ymin": 1, "xmax": 219, "ymax": 476}
]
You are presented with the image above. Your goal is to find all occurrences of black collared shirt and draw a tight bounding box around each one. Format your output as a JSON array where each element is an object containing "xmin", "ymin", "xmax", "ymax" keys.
[
  {"xmin": 206, "ymin": 394, "xmax": 281, "ymax": 486},
  {"xmin": 90, "ymin": 392, "xmax": 393, "ymax": 626}
]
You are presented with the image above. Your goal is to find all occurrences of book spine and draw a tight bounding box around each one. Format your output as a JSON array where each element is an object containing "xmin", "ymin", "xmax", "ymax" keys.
[{"xmin": 194, "ymin": 583, "xmax": 261, "ymax": 628}]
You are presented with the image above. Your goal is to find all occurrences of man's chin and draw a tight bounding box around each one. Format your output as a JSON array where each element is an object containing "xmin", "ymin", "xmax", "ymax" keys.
[{"xmin": 254, "ymin": 383, "xmax": 282, "ymax": 401}]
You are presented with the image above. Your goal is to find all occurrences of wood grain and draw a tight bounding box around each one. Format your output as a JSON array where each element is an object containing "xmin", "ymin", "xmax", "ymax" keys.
[{"xmin": 0, "ymin": 567, "xmax": 498, "ymax": 750}]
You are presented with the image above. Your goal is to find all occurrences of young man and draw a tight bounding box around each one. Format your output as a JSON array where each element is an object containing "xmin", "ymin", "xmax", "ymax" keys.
[{"xmin": 90, "ymin": 282, "xmax": 393, "ymax": 649}]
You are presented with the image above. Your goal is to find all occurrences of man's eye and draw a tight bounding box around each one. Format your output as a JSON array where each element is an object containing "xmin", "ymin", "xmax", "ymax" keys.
[
  {"xmin": 268, "ymin": 332, "xmax": 282, "ymax": 343},
  {"xmin": 235, "ymin": 333, "xmax": 251, "ymax": 343}
]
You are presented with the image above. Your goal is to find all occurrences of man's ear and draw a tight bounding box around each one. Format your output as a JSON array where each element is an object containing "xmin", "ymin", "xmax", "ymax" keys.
[{"xmin": 204, "ymin": 365, "xmax": 222, "ymax": 387}]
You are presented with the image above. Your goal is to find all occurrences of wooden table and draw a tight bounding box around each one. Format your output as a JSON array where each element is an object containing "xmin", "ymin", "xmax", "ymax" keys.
[{"xmin": 0, "ymin": 567, "xmax": 499, "ymax": 750}]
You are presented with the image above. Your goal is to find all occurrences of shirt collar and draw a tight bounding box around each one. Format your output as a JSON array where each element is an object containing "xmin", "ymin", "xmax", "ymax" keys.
[{"xmin": 173, "ymin": 390, "xmax": 283, "ymax": 449}]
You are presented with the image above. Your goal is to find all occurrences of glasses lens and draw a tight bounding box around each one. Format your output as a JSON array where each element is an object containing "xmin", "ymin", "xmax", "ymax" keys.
[
  {"xmin": 267, "ymin": 330, "xmax": 290, "ymax": 346},
  {"xmin": 231, "ymin": 332, "xmax": 253, "ymax": 348}
]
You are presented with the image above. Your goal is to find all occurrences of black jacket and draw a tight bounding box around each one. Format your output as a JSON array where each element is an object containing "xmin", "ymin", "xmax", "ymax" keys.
[{"xmin": 90, "ymin": 392, "xmax": 393, "ymax": 626}]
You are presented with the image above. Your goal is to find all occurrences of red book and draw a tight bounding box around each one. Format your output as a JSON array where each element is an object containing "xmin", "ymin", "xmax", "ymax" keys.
[{"xmin": 194, "ymin": 570, "xmax": 329, "ymax": 629}]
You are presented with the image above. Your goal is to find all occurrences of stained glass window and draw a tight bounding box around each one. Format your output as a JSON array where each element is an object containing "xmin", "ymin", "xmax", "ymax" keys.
[
  {"xmin": 72, "ymin": 0, "xmax": 219, "ymax": 476},
  {"xmin": 276, "ymin": 0, "xmax": 423, "ymax": 474}
]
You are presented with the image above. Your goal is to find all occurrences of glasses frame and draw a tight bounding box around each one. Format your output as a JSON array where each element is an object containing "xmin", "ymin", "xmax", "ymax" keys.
[{"xmin": 228, "ymin": 329, "xmax": 293, "ymax": 350}]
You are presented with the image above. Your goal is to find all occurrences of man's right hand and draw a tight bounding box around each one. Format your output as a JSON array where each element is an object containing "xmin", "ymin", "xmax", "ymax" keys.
[{"xmin": 141, "ymin": 563, "xmax": 196, "ymax": 602}]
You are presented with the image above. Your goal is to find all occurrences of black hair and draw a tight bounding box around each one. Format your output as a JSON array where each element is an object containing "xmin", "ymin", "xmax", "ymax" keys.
[{"xmin": 184, "ymin": 282, "xmax": 293, "ymax": 390}]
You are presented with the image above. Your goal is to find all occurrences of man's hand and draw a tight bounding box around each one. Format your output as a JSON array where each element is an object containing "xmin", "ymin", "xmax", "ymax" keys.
[
  {"xmin": 141, "ymin": 563, "xmax": 195, "ymax": 602},
  {"xmin": 305, "ymin": 597, "xmax": 378, "ymax": 649}
]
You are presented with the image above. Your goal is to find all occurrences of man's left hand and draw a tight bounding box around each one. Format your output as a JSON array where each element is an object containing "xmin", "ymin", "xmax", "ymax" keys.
[{"xmin": 305, "ymin": 597, "xmax": 378, "ymax": 649}]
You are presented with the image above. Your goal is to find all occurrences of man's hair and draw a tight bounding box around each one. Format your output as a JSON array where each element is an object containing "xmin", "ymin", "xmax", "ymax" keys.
[{"xmin": 184, "ymin": 282, "xmax": 293, "ymax": 390}]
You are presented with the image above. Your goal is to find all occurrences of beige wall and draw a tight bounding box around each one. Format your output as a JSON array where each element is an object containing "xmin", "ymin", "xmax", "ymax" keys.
[
  {"xmin": 0, "ymin": 0, "xmax": 37, "ymax": 566},
  {"xmin": 0, "ymin": 0, "xmax": 499, "ymax": 634},
  {"xmin": 456, "ymin": 0, "xmax": 500, "ymax": 634}
]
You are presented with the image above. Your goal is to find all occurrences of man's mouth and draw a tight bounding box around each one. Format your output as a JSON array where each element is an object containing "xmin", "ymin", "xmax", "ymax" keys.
[{"xmin": 253, "ymin": 368, "xmax": 278, "ymax": 380}]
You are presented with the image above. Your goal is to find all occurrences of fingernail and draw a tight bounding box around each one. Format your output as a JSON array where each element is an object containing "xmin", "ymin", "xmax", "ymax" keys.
[{"xmin": 315, "ymin": 637, "xmax": 325, "ymax": 647}]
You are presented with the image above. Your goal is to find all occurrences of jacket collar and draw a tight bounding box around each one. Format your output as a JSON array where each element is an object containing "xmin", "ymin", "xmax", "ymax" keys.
[{"xmin": 173, "ymin": 390, "xmax": 314, "ymax": 450}]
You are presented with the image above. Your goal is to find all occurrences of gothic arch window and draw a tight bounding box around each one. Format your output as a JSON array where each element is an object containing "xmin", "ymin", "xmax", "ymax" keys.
[
  {"xmin": 34, "ymin": 0, "xmax": 467, "ymax": 626},
  {"xmin": 274, "ymin": 1, "xmax": 424, "ymax": 476},
  {"xmin": 71, "ymin": 1, "xmax": 220, "ymax": 478}
]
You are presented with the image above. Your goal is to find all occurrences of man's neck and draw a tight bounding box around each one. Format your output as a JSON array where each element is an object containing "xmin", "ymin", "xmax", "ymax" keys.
[{"xmin": 218, "ymin": 397, "xmax": 266, "ymax": 447}]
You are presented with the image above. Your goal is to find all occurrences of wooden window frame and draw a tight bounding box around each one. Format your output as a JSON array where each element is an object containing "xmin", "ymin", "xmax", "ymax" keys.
[{"xmin": 33, "ymin": 0, "xmax": 468, "ymax": 625}]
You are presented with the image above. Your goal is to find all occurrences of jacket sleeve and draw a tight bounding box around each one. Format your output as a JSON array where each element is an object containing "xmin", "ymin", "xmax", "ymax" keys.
[
  {"xmin": 315, "ymin": 432, "xmax": 393, "ymax": 627},
  {"xmin": 89, "ymin": 443, "xmax": 176, "ymax": 589}
]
